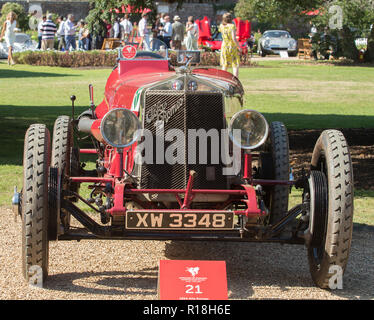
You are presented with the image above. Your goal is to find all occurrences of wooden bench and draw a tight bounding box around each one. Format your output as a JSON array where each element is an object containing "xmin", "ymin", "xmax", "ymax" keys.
[{"xmin": 298, "ymin": 38, "xmax": 312, "ymax": 59}]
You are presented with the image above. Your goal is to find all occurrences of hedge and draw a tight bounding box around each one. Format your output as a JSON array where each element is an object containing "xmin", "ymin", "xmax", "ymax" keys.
[
  {"xmin": 13, "ymin": 50, "xmax": 117, "ymax": 68},
  {"xmin": 13, "ymin": 50, "xmax": 253, "ymax": 68}
]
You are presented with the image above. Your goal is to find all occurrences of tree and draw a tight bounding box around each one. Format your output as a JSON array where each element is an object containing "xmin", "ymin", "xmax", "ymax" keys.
[
  {"xmin": 235, "ymin": 0, "xmax": 323, "ymax": 28},
  {"xmin": 312, "ymin": 0, "xmax": 374, "ymax": 60},
  {"xmin": 0, "ymin": 2, "xmax": 28, "ymax": 31}
]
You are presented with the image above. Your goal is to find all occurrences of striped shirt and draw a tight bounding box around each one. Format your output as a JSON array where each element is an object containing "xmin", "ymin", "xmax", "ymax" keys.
[{"xmin": 41, "ymin": 20, "xmax": 57, "ymax": 40}]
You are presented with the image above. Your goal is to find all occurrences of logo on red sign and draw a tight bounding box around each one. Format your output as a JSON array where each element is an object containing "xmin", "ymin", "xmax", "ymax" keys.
[{"xmin": 122, "ymin": 45, "xmax": 137, "ymax": 59}]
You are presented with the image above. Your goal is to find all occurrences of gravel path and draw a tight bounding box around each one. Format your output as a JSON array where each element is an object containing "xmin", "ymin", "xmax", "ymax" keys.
[{"xmin": 0, "ymin": 207, "xmax": 373, "ymax": 300}]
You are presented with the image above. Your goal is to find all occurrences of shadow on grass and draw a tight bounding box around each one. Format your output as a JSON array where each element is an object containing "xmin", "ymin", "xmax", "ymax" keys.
[
  {"xmin": 0, "ymin": 69, "xmax": 77, "ymax": 79},
  {"xmin": 0, "ymin": 105, "xmax": 88, "ymax": 165},
  {"xmin": 262, "ymin": 112, "xmax": 374, "ymax": 131}
]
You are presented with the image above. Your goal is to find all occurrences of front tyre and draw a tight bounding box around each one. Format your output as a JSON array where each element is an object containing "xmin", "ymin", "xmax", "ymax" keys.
[
  {"xmin": 51, "ymin": 116, "xmax": 73, "ymax": 236},
  {"xmin": 22, "ymin": 124, "xmax": 51, "ymax": 282},
  {"xmin": 308, "ymin": 130, "xmax": 354, "ymax": 288},
  {"xmin": 262, "ymin": 122, "xmax": 290, "ymax": 226}
]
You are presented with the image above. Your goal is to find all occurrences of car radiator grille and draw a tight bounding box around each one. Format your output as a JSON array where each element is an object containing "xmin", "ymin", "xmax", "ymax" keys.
[{"xmin": 139, "ymin": 90, "xmax": 228, "ymax": 190}]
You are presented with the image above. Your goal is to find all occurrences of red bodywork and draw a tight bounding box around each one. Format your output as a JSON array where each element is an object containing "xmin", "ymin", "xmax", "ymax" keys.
[{"xmin": 72, "ymin": 54, "xmax": 271, "ymax": 223}]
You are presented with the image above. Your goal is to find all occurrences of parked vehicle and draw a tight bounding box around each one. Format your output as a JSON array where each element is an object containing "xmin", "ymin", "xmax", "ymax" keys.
[
  {"xmin": 197, "ymin": 16, "xmax": 251, "ymax": 54},
  {"xmin": 258, "ymin": 30, "xmax": 297, "ymax": 57},
  {"xmin": 0, "ymin": 33, "xmax": 37, "ymax": 58},
  {"xmin": 14, "ymin": 43, "xmax": 354, "ymax": 289}
]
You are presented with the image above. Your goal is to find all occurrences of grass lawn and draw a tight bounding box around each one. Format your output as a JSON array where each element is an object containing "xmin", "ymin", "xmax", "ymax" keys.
[{"xmin": 0, "ymin": 60, "xmax": 373, "ymax": 225}]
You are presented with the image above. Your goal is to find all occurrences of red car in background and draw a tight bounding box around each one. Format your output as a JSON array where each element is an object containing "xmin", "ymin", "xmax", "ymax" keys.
[{"xmin": 196, "ymin": 16, "xmax": 251, "ymax": 55}]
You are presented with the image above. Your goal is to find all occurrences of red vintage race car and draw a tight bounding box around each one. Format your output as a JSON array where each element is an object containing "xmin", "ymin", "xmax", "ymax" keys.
[{"xmin": 14, "ymin": 43, "xmax": 354, "ymax": 290}]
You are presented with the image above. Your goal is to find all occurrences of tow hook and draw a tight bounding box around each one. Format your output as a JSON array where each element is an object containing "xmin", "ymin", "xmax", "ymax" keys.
[{"xmin": 12, "ymin": 186, "xmax": 21, "ymax": 222}]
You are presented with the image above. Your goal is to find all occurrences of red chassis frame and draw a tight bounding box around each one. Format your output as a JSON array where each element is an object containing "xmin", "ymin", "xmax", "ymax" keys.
[{"xmin": 62, "ymin": 148, "xmax": 300, "ymax": 243}]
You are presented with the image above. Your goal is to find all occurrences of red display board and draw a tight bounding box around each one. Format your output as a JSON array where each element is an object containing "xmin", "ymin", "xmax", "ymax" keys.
[
  {"xmin": 233, "ymin": 18, "xmax": 251, "ymax": 42},
  {"xmin": 196, "ymin": 16, "xmax": 212, "ymax": 44},
  {"xmin": 158, "ymin": 260, "xmax": 228, "ymax": 300}
]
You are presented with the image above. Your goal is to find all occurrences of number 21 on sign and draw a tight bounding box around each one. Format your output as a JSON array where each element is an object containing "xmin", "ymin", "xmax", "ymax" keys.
[{"xmin": 185, "ymin": 284, "xmax": 203, "ymax": 294}]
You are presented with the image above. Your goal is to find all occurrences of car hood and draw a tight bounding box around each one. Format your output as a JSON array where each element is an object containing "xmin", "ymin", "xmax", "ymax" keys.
[{"xmin": 0, "ymin": 40, "xmax": 38, "ymax": 57}]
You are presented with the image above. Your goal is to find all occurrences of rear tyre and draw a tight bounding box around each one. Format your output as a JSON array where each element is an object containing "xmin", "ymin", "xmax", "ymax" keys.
[
  {"xmin": 22, "ymin": 124, "xmax": 51, "ymax": 282},
  {"xmin": 308, "ymin": 130, "xmax": 354, "ymax": 288}
]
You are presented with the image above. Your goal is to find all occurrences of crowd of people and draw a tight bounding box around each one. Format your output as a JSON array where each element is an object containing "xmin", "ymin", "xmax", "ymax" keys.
[
  {"xmin": 30, "ymin": 12, "xmax": 201, "ymax": 52},
  {"xmin": 36, "ymin": 14, "xmax": 90, "ymax": 51},
  {"xmin": 110, "ymin": 12, "xmax": 199, "ymax": 51},
  {"xmin": 1, "ymin": 10, "xmax": 243, "ymax": 76}
]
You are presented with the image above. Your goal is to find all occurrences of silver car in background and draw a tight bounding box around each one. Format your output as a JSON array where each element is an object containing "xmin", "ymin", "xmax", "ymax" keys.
[
  {"xmin": 258, "ymin": 30, "xmax": 297, "ymax": 57},
  {"xmin": 0, "ymin": 33, "xmax": 38, "ymax": 59}
]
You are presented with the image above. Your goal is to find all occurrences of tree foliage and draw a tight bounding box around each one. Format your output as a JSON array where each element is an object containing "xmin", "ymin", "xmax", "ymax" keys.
[
  {"xmin": 235, "ymin": 0, "xmax": 323, "ymax": 28},
  {"xmin": 0, "ymin": 2, "xmax": 28, "ymax": 31}
]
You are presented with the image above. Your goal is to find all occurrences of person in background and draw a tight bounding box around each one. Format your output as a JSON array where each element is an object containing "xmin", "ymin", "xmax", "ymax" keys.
[
  {"xmin": 120, "ymin": 14, "xmax": 132, "ymax": 42},
  {"xmin": 160, "ymin": 13, "xmax": 166, "ymax": 25},
  {"xmin": 131, "ymin": 22, "xmax": 138, "ymax": 42},
  {"xmin": 41, "ymin": 14, "xmax": 57, "ymax": 50},
  {"xmin": 247, "ymin": 32, "xmax": 255, "ymax": 57},
  {"xmin": 37, "ymin": 16, "xmax": 46, "ymax": 49},
  {"xmin": 57, "ymin": 16, "xmax": 66, "ymax": 51},
  {"xmin": 113, "ymin": 17, "xmax": 120, "ymax": 39},
  {"xmin": 219, "ymin": 12, "xmax": 240, "ymax": 78},
  {"xmin": 151, "ymin": 14, "xmax": 162, "ymax": 50},
  {"xmin": 64, "ymin": 14, "xmax": 77, "ymax": 51},
  {"xmin": 185, "ymin": 16, "xmax": 198, "ymax": 50},
  {"xmin": 78, "ymin": 20, "xmax": 86, "ymax": 49},
  {"xmin": 138, "ymin": 12, "xmax": 150, "ymax": 50},
  {"xmin": 171, "ymin": 15, "xmax": 184, "ymax": 50},
  {"xmin": 162, "ymin": 15, "xmax": 172, "ymax": 48},
  {"xmin": 82, "ymin": 22, "xmax": 91, "ymax": 50},
  {"xmin": 0, "ymin": 11, "xmax": 17, "ymax": 65}
]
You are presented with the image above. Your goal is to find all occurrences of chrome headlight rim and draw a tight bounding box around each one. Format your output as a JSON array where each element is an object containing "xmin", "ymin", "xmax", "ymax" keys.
[
  {"xmin": 100, "ymin": 108, "xmax": 141, "ymax": 149},
  {"xmin": 289, "ymin": 39, "xmax": 297, "ymax": 48},
  {"xmin": 229, "ymin": 109, "xmax": 269, "ymax": 150}
]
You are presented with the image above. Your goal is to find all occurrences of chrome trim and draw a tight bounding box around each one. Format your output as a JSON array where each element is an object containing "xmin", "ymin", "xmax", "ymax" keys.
[
  {"xmin": 100, "ymin": 108, "xmax": 141, "ymax": 149},
  {"xmin": 229, "ymin": 109, "xmax": 269, "ymax": 150}
]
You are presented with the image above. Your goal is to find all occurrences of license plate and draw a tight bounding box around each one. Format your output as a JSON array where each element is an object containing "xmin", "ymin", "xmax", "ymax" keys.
[{"xmin": 126, "ymin": 211, "xmax": 234, "ymax": 230}]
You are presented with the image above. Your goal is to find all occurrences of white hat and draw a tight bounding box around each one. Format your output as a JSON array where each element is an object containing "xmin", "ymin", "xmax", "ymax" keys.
[{"xmin": 173, "ymin": 15, "xmax": 181, "ymax": 21}]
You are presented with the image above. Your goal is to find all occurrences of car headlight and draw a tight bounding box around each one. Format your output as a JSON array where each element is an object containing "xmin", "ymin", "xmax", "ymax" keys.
[
  {"xmin": 229, "ymin": 110, "xmax": 269, "ymax": 150},
  {"xmin": 289, "ymin": 40, "xmax": 297, "ymax": 48},
  {"xmin": 264, "ymin": 39, "xmax": 270, "ymax": 47},
  {"xmin": 100, "ymin": 108, "xmax": 141, "ymax": 148}
]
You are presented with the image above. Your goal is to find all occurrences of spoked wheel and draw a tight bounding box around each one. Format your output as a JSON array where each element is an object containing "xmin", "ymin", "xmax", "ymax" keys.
[
  {"xmin": 307, "ymin": 130, "xmax": 354, "ymax": 288},
  {"xmin": 259, "ymin": 122, "xmax": 290, "ymax": 228},
  {"xmin": 22, "ymin": 124, "xmax": 51, "ymax": 282},
  {"xmin": 51, "ymin": 116, "xmax": 74, "ymax": 236}
]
